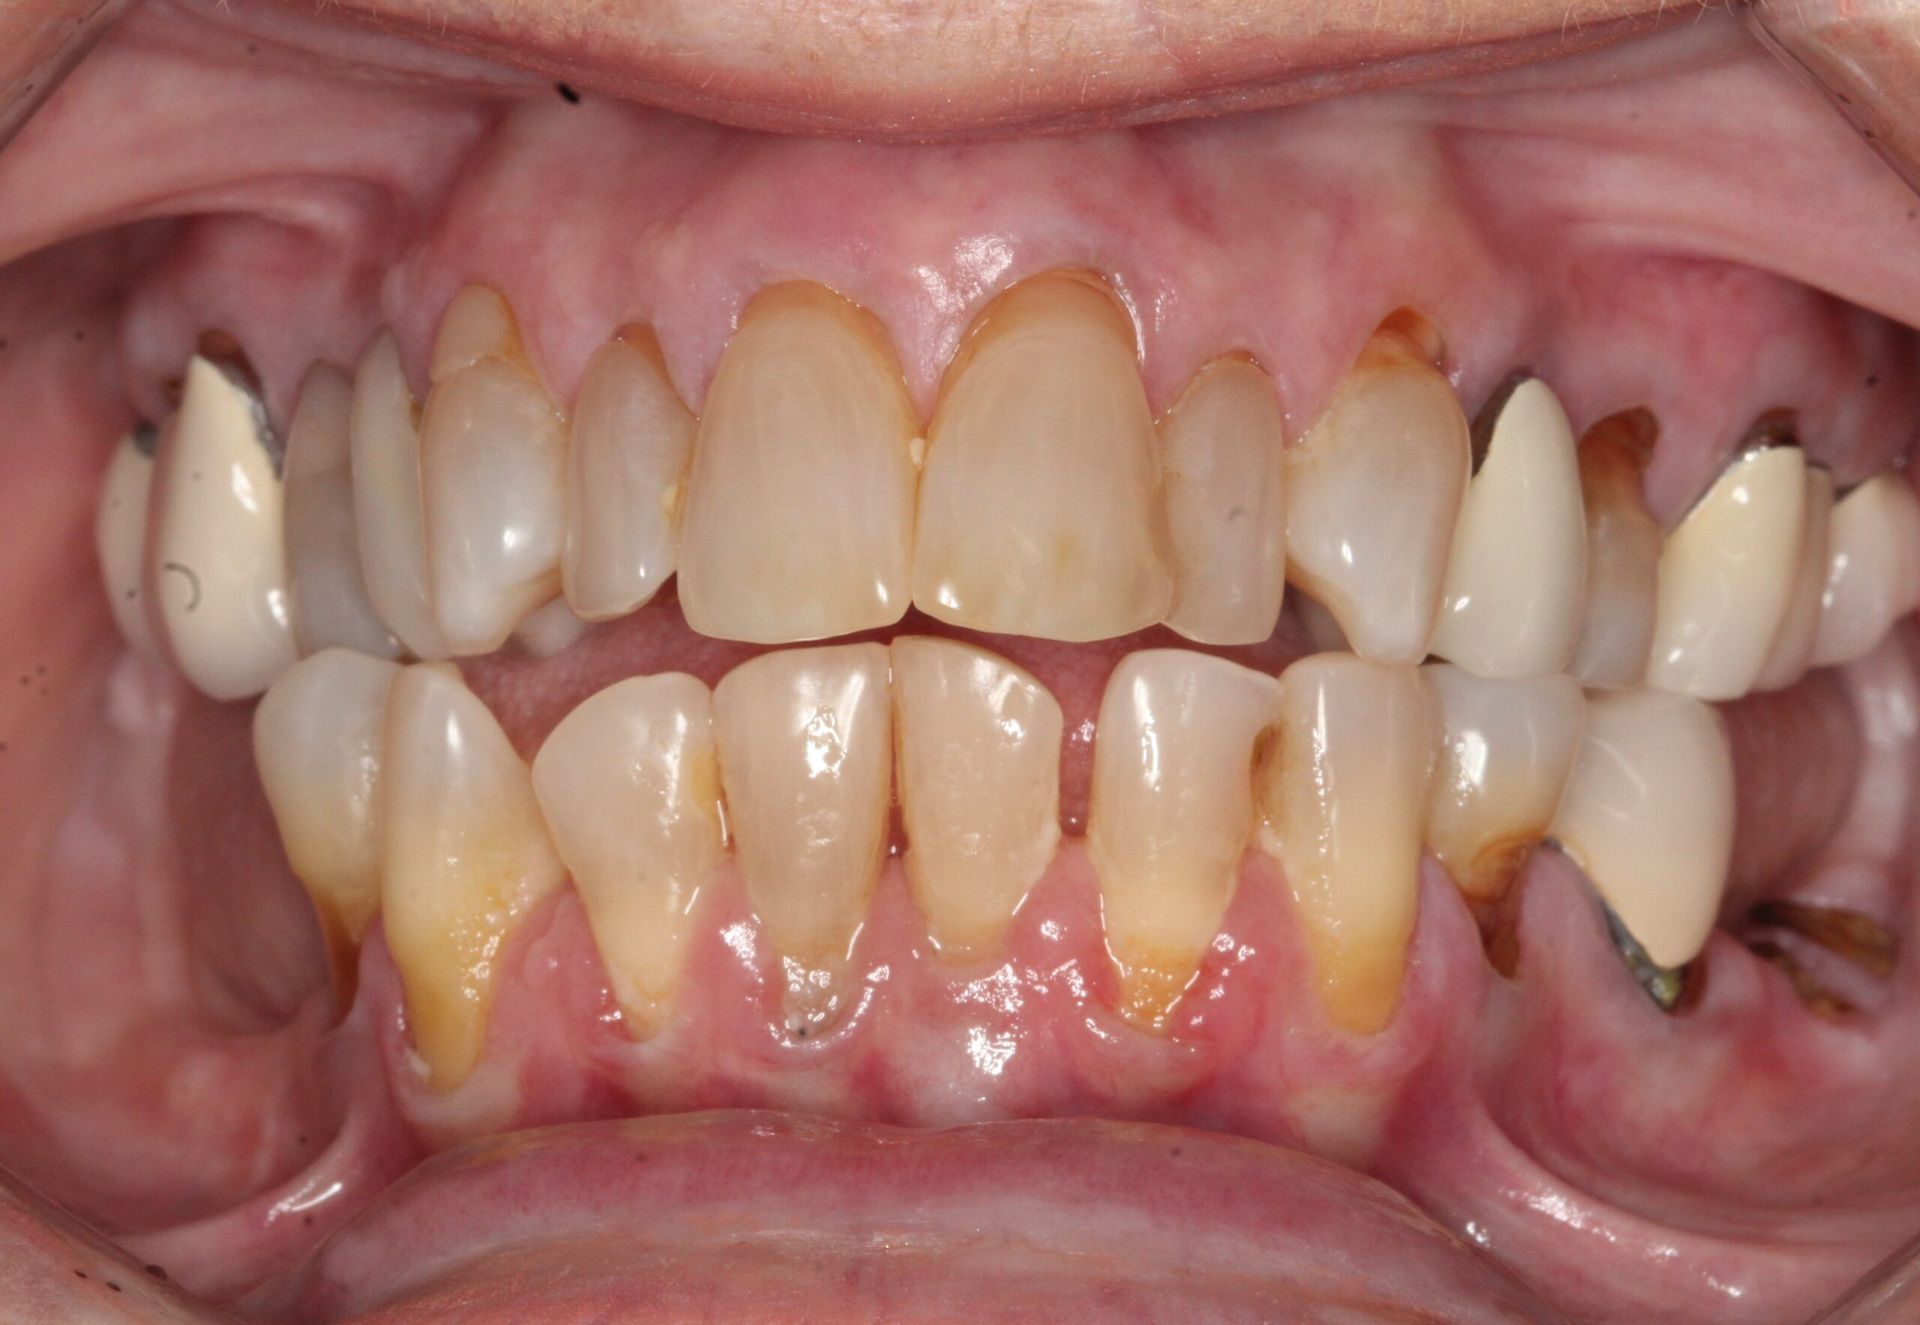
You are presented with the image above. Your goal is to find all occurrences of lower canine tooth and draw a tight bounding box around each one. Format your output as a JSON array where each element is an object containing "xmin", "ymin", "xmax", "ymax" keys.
[
  {"xmin": 532, "ymin": 674, "xmax": 726, "ymax": 1040},
  {"xmin": 95, "ymin": 426, "xmax": 160, "ymax": 657},
  {"xmin": 382, "ymin": 663, "xmax": 564, "ymax": 1088},
  {"xmin": 712, "ymin": 644, "xmax": 892, "ymax": 1034},
  {"xmin": 1810, "ymin": 472, "xmax": 1920, "ymax": 668},
  {"xmin": 1755, "ymin": 465, "xmax": 1836, "ymax": 691},
  {"xmin": 1089, "ymin": 650, "xmax": 1280, "ymax": 1032},
  {"xmin": 350, "ymin": 332, "xmax": 448, "ymax": 660},
  {"xmin": 1569, "ymin": 411, "xmax": 1661, "ymax": 688}
]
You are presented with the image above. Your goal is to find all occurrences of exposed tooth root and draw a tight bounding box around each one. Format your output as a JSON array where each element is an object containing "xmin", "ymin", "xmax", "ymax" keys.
[
  {"xmin": 1755, "ymin": 465, "xmax": 1836, "ymax": 692},
  {"xmin": 1810, "ymin": 473, "xmax": 1920, "ymax": 668},
  {"xmin": 1429, "ymin": 377, "xmax": 1587, "ymax": 679},
  {"xmin": 1748, "ymin": 900, "xmax": 1896, "ymax": 979},
  {"xmin": 428, "ymin": 285, "xmax": 528, "ymax": 382},
  {"xmin": 914, "ymin": 271, "xmax": 1170, "ymax": 641},
  {"xmin": 1160, "ymin": 356, "xmax": 1288, "ymax": 646},
  {"xmin": 95, "ymin": 425, "xmax": 160, "ymax": 658},
  {"xmin": 1283, "ymin": 320, "xmax": 1469, "ymax": 664},
  {"xmin": 1569, "ymin": 410, "xmax": 1661, "ymax": 689},
  {"xmin": 892, "ymin": 636, "xmax": 1061, "ymax": 959},
  {"xmin": 562, "ymin": 328, "xmax": 695, "ymax": 621},
  {"xmin": 712, "ymin": 643, "xmax": 892, "ymax": 1035},
  {"xmin": 350, "ymin": 332, "xmax": 448, "ymax": 660},
  {"xmin": 149, "ymin": 355, "xmax": 298, "ymax": 699},
  {"xmin": 1090, "ymin": 650, "xmax": 1280, "ymax": 1032},
  {"xmin": 532, "ymin": 674, "xmax": 727, "ymax": 1039},
  {"xmin": 678, "ymin": 283, "xmax": 919, "ymax": 644},
  {"xmin": 1259, "ymin": 653, "xmax": 1432, "ymax": 1035},
  {"xmin": 382, "ymin": 663, "xmax": 565, "ymax": 1089}
]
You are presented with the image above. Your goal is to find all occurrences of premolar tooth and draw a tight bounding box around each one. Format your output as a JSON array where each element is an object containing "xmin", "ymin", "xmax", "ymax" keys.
[
  {"xmin": 1160, "ymin": 356, "xmax": 1288, "ymax": 645},
  {"xmin": 1429, "ymin": 378, "xmax": 1587, "ymax": 678},
  {"xmin": 1810, "ymin": 473, "xmax": 1920, "ymax": 668},
  {"xmin": 1259, "ymin": 654, "xmax": 1432, "ymax": 1035},
  {"xmin": 913, "ymin": 272, "xmax": 1170, "ymax": 641},
  {"xmin": 712, "ymin": 644, "xmax": 892, "ymax": 1034},
  {"xmin": 532, "ymin": 674, "xmax": 726, "ymax": 1040},
  {"xmin": 350, "ymin": 332, "xmax": 447, "ymax": 660},
  {"xmin": 149, "ymin": 355, "xmax": 297, "ymax": 699},
  {"xmin": 562, "ymin": 329, "xmax": 695, "ymax": 621},
  {"xmin": 382, "ymin": 663, "xmax": 564, "ymax": 1089},
  {"xmin": 678, "ymin": 283, "xmax": 918, "ymax": 644},
  {"xmin": 1089, "ymin": 650, "xmax": 1280, "ymax": 1032},
  {"xmin": 95, "ymin": 426, "xmax": 160, "ymax": 657},
  {"xmin": 892, "ymin": 637, "xmax": 1061, "ymax": 959},
  {"xmin": 1283, "ymin": 322, "xmax": 1469, "ymax": 664},
  {"xmin": 1569, "ymin": 411, "xmax": 1661, "ymax": 688},
  {"xmin": 1755, "ymin": 465, "xmax": 1836, "ymax": 691}
]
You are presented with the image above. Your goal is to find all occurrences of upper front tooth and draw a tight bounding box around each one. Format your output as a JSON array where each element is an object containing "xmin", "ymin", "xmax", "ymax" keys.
[
  {"xmin": 1809, "ymin": 472, "xmax": 1920, "ymax": 668},
  {"xmin": 913, "ymin": 271, "xmax": 1171, "ymax": 641},
  {"xmin": 1568, "ymin": 411, "xmax": 1661, "ymax": 688},
  {"xmin": 712, "ymin": 643, "xmax": 893, "ymax": 1035},
  {"xmin": 350, "ymin": 332, "xmax": 448, "ymax": 660},
  {"xmin": 95, "ymin": 426, "xmax": 160, "ymax": 658},
  {"xmin": 428, "ymin": 285, "xmax": 528, "ymax": 381},
  {"xmin": 1755, "ymin": 464, "xmax": 1836, "ymax": 691},
  {"xmin": 1160, "ymin": 356, "xmax": 1288, "ymax": 646},
  {"xmin": 677, "ymin": 283, "xmax": 919, "ymax": 644},
  {"xmin": 149, "ymin": 355, "xmax": 297, "ymax": 699},
  {"xmin": 1646, "ymin": 440, "xmax": 1807, "ymax": 701},
  {"xmin": 531, "ymin": 673, "xmax": 726, "ymax": 1040},
  {"xmin": 1283, "ymin": 321, "xmax": 1470, "ymax": 664},
  {"xmin": 892, "ymin": 636, "xmax": 1061, "ymax": 959},
  {"xmin": 1429, "ymin": 377, "xmax": 1587, "ymax": 679},
  {"xmin": 1089, "ymin": 650, "xmax": 1280, "ymax": 1032}
]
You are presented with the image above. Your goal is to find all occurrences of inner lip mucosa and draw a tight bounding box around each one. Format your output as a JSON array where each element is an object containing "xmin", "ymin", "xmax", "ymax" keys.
[{"xmin": 5, "ymin": 2, "xmax": 1920, "ymax": 1322}]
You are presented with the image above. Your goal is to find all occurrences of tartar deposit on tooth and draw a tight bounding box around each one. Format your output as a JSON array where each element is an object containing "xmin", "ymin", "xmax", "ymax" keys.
[
  {"xmin": 1810, "ymin": 473, "xmax": 1920, "ymax": 668},
  {"xmin": 1755, "ymin": 465, "xmax": 1835, "ymax": 691},
  {"xmin": 1569, "ymin": 410, "xmax": 1662, "ymax": 688},
  {"xmin": 95, "ymin": 428, "xmax": 159, "ymax": 658},
  {"xmin": 350, "ymin": 331, "xmax": 448, "ymax": 661}
]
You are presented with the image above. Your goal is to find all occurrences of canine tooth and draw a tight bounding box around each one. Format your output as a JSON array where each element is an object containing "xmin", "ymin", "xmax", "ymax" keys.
[
  {"xmin": 1259, "ymin": 654, "xmax": 1432, "ymax": 1034},
  {"xmin": 350, "ymin": 332, "xmax": 447, "ymax": 660},
  {"xmin": 382, "ymin": 663, "xmax": 564, "ymax": 1089},
  {"xmin": 1569, "ymin": 412, "xmax": 1661, "ymax": 688},
  {"xmin": 532, "ymin": 674, "xmax": 726, "ymax": 1040},
  {"xmin": 892, "ymin": 637, "xmax": 1061, "ymax": 959},
  {"xmin": 1089, "ymin": 650, "xmax": 1280, "ymax": 1031},
  {"xmin": 1549, "ymin": 688, "xmax": 1734, "ymax": 972},
  {"xmin": 1429, "ymin": 378, "xmax": 1586, "ymax": 678},
  {"xmin": 428, "ymin": 284, "xmax": 527, "ymax": 382},
  {"xmin": 914, "ymin": 272, "xmax": 1170, "ymax": 641},
  {"xmin": 562, "ymin": 329, "xmax": 695, "ymax": 620},
  {"xmin": 1160, "ymin": 356, "xmax": 1288, "ymax": 645},
  {"xmin": 1755, "ymin": 466, "xmax": 1836, "ymax": 691},
  {"xmin": 713, "ymin": 644, "xmax": 892, "ymax": 1034},
  {"xmin": 678, "ymin": 283, "xmax": 918, "ymax": 644},
  {"xmin": 1810, "ymin": 473, "xmax": 1920, "ymax": 667},
  {"xmin": 95, "ymin": 426, "xmax": 160, "ymax": 657},
  {"xmin": 1422, "ymin": 665, "xmax": 1585, "ymax": 903},
  {"xmin": 1284, "ymin": 323, "xmax": 1469, "ymax": 664},
  {"xmin": 149, "ymin": 355, "xmax": 297, "ymax": 699},
  {"xmin": 1646, "ymin": 442, "xmax": 1807, "ymax": 700}
]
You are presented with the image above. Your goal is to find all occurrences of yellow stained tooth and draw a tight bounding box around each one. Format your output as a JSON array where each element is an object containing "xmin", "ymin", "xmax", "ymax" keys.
[
  {"xmin": 95, "ymin": 427, "xmax": 160, "ymax": 658},
  {"xmin": 350, "ymin": 331, "xmax": 448, "ymax": 661},
  {"xmin": 1755, "ymin": 465, "xmax": 1836, "ymax": 691},
  {"xmin": 1810, "ymin": 472, "xmax": 1920, "ymax": 668},
  {"xmin": 1569, "ymin": 411, "xmax": 1661, "ymax": 689},
  {"xmin": 428, "ymin": 284, "xmax": 528, "ymax": 382}
]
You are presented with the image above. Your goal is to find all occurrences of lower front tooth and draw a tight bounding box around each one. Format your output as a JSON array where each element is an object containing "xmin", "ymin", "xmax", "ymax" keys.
[
  {"xmin": 1089, "ymin": 650, "xmax": 1280, "ymax": 1032},
  {"xmin": 1809, "ymin": 472, "xmax": 1920, "ymax": 668},
  {"xmin": 95, "ymin": 426, "xmax": 160, "ymax": 657}
]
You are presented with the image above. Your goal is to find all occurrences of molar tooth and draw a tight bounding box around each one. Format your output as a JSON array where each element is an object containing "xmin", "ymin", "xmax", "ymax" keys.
[
  {"xmin": 1755, "ymin": 465, "xmax": 1836, "ymax": 691},
  {"xmin": 1089, "ymin": 650, "xmax": 1280, "ymax": 1032},
  {"xmin": 913, "ymin": 272, "xmax": 1170, "ymax": 641},
  {"xmin": 95, "ymin": 426, "xmax": 160, "ymax": 657},
  {"xmin": 1259, "ymin": 654, "xmax": 1432, "ymax": 1035},
  {"xmin": 1569, "ymin": 411, "xmax": 1661, "ymax": 688},
  {"xmin": 1283, "ymin": 323, "xmax": 1469, "ymax": 664},
  {"xmin": 532, "ymin": 674, "xmax": 726, "ymax": 1040},
  {"xmin": 1160, "ymin": 356, "xmax": 1288, "ymax": 645},
  {"xmin": 382, "ymin": 663, "xmax": 565, "ymax": 1089},
  {"xmin": 891, "ymin": 637, "xmax": 1061, "ymax": 959},
  {"xmin": 1429, "ymin": 378, "xmax": 1587, "ymax": 678},
  {"xmin": 712, "ymin": 644, "xmax": 892, "ymax": 1034},
  {"xmin": 149, "ymin": 355, "xmax": 297, "ymax": 699},
  {"xmin": 678, "ymin": 283, "xmax": 919, "ymax": 644},
  {"xmin": 562, "ymin": 329, "xmax": 695, "ymax": 621},
  {"xmin": 1809, "ymin": 473, "xmax": 1920, "ymax": 668},
  {"xmin": 350, "ymin": 332, "xmax": 447, "ymax": 660}
]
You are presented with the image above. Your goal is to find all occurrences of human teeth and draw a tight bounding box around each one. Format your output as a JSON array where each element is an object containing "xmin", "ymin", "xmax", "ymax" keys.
[
  {"xmin": 350, "ymin": 332, "xmax": 447, "ymax": 660},
  {"xmin": 1809, "ymin": 473, "xmax": 1920, "ymax": 668},
  {"xmin": 1089, "ymin": 650, "xmax": 1280, "ymax": 1031},
  {"xmin": 1422, "ymin": 664, "xmax": 1585, "ymax": 904},
  {"xmin": 914, "ymin": 272, "xmax": 1170, "ymax": 641},
  {"xmin": 1755, "ymin": 465, "xmax": 1836, "ymax": 691},
  {"xmin": 1160, "ymin": 356, "xmax": 1288, "ymax": 645},
  {"xmin": 283, "ymin": 363, "xmax": 401, "ymax": 659},
  {"xmin": 562, "ymin": 329, "xmax": 695, "ymax": 621},
  {"xmin": 427, "ymin": 285, "xmax": 527, "ymax": 382},
  {"xmin": 1429, "ymin": 378, "xmax": 1587, "ymax": 678},
  {"xmin": 1283, "ymin": 321, "xmax": 1469, "ymax": 664},
  {"xmin": 1258, "ymin": 654, "xmax": 1432, "ymax": 1034},
  {"xmin": 678, "ymin": 283, "xmax": 919, "ymax": 644},
  {"xmin": 94, "ymin": 426, "xmax": 160, "ymax": 657},
  {"xmin": 1645, "ymin": 440, "xmax": 1807, "ymax": 700},
  {"xmin": 531, "ymin": 674, "xmax": 726, "ymax": 1040},
  {"xmin": 1568, "ymin": 411, "xmax": 1661, "ymax": 688},
  {"xmin": 891, "ymin": 637, "xmax": 1061, "ymax": 959},
  {"xmin": 148, "ymin": 355, "xmax": 297, "ymax": 699},
  {"xmin": 382, "ymin": 663, "xmax": 564, "ymax": 1089},
  {"xmin": 712, "ymin": 644, "xmax": 892, "ymax": 1034}
]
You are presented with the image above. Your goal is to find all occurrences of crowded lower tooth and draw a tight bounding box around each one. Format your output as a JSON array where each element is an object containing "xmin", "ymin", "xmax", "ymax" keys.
[
  {"xmin": 531, "ymin": 674, "xmax": 727, "ymax": 1040},
  {"xmin": 1259, "ymin": 653, "xmax": 1432, "ymax": 1035},
  {"xmin": 712, "ymin": 644, "xmax": 892, "ymax": 1035},
  {"xmin": 1283, "ymin": 319, "xmax": 1469, "ymax": 664},
  {"xmin": 891, "ymin": 636, "xmax": 1061, "ymax": 959},
  {"xmin": 1755, "ymin": 464, "xmax": 1836, "ymax": 691},
  {"xmin": 914, "ymin": 271, "xmax": 1171, "ymax": 641},
  {"xmin": 94, "ymin": 425, "xmax": 159, "ymax": 657},
  {"xmin": 382, "ymin": 663, "xmax": 565, "ymax": 1089},
  {"xmin": 1090, "ymin": 650, "xmax": 1280, "ymax": 1032},
  {"xmin": 1569, "ymin": 410, "xmax": 1661, "ymax": 688},
  {"xmin": 350, "ymin": 331, "xmax": 448, "ymax": 660},
  {"xmin": 1810, "ymin": 472, "xmax": 1920, "ymax": 667},
  {"xmin": 678, "ymin": 283, "xmax": 918, "ymax": 644},
  {"xmin": 1429, "ymin": 377, "xmax": 1587, "ymax": 679}
]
